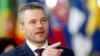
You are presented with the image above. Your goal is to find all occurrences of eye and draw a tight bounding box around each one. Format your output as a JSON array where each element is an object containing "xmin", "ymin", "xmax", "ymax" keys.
[
  {"xmin": 41, "ymin": 17, "xmax": 48, "ymax": 22},
  {"xmin": 29, "ymin": 20, "xmax": 36, "ymax": 24},
  {"xmin": 31, "ymin": 21, "xmax": 35, "ymax": 23},
  {"xmin": 42, "ymin": 19, "xmax": 47, "ymax": 21}
]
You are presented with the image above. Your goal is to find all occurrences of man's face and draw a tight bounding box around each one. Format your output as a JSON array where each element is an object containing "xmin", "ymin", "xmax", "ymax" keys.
[{"xmin": 20, "ymin": 9, "xmax": 49, "ymax": 43}]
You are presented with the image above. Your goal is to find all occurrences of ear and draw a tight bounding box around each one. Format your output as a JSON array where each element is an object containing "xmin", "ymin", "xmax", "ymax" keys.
[{"xmin": 19, "ymin": 24, "xmax": 25, "ymax": 33}]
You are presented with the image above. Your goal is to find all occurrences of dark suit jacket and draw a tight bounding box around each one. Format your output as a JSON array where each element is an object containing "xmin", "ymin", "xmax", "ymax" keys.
[{"xmin": 0, "ymin": 42, "xmax": 74, "ymax": 56}]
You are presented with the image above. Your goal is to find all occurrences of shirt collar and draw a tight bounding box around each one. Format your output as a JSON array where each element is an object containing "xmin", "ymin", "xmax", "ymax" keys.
[{"xmin": 26, "ymin": 40, "xmax": 48, "ymax": 52}]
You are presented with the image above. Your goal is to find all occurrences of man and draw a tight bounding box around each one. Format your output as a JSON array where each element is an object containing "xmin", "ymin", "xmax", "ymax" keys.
[{"xmin": 0, "ymin": 2, "xmax": 74, "ymax": 56}]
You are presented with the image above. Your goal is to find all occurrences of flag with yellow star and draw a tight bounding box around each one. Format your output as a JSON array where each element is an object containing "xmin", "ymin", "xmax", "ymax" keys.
[
  {"xmin": 86, "ymin": 0, "xmax": 100, "ymax": 36},
  {"xmin": 86, "ymin": 0, "xmax": 100, "ymax": 55}
]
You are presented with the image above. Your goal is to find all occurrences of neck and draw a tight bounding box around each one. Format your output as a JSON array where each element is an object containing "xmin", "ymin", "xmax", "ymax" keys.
[{"xmin": 27, "ymin": 40, "xmax": 46, "ymax": 48}]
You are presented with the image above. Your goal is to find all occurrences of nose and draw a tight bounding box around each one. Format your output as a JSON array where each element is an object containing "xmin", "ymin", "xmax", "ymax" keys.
[{"xmin": 36, "ymin": 21, "xmax": 43, "ymax": 28}]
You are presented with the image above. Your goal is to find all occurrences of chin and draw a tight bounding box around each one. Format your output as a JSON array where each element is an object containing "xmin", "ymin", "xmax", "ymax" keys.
[{"xmin": 36, "ymin": 40, "xmax": 46, "ymax": 43}]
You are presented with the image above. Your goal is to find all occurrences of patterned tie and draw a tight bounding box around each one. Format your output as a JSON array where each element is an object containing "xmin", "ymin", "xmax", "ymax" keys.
[{"xmin": 35, "ymin": 49, "xmax": 44, "ymax": 56}]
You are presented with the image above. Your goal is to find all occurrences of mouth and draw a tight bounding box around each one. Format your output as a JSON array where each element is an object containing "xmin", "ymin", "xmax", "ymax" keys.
[{"xmin": 35, "ymin": 31, "xmax": 44, "ymax": 36}]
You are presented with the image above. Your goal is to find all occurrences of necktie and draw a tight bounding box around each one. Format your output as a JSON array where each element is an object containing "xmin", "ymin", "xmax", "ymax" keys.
[{"xmin": 35, "ymin": 49, "xmax": 44, "ymax": 56}]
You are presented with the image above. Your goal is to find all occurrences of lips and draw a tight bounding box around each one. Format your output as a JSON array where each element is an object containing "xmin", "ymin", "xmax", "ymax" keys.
[{"xmin": 35, "ymin": 31, "xmax": 44, "ymax": 35}]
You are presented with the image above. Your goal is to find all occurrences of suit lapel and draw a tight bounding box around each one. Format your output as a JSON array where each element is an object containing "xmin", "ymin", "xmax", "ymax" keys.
[
  {"xmin": 19, "ymin": 42, "xmax": 52, "ymax": 56},
  {"xmin": 20, "ymin": 42, "xmax": 35, "ymax": 56}
]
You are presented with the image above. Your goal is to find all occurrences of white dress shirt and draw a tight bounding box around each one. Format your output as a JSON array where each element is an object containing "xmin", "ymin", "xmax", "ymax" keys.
[{"xmin": 26, "ymin": 40, "xmax": 49, "ymax": 56}]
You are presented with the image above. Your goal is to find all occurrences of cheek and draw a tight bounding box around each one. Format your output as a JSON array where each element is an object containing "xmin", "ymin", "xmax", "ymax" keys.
[
  {"xmin": 24, "ymin": 27, "xmax": 34, "ymax": 36},
  {"xmin": 44, "ymin": 21, "xmax": 48, "ymax": 26},
  {"xmin": 44, "ymin": 23, "xmax": 49, "ymax": 33},
  {"xmin": 24, "ymin": 26, "xmax": 33, "ymax": 33},
  {"xmin": 45, "ymin": 23, "xmax": 49, "ymax": 30}
]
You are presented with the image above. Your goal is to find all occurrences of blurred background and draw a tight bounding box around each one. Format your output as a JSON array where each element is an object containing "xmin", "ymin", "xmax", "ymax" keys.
[{"xmin": 0, "ymin": 0, "xmax": 100, "ymax": 56}]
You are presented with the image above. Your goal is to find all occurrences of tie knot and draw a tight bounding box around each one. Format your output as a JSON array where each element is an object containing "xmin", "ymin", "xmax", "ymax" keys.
[{"xmin": 35, "ymin": 48, "xmax": 44, "ymax": 56}]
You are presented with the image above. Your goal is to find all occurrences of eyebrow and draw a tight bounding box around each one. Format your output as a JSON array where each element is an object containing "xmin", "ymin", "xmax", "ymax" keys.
[{"xmin": 41, "ymin": 17, "xmax": 47, "ymax": 19}]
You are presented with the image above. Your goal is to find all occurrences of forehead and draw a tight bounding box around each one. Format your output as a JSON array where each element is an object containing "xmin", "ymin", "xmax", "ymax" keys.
[{"xmin": 24, "ymin": 9, "xmax": 46, "ymax": 19}]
